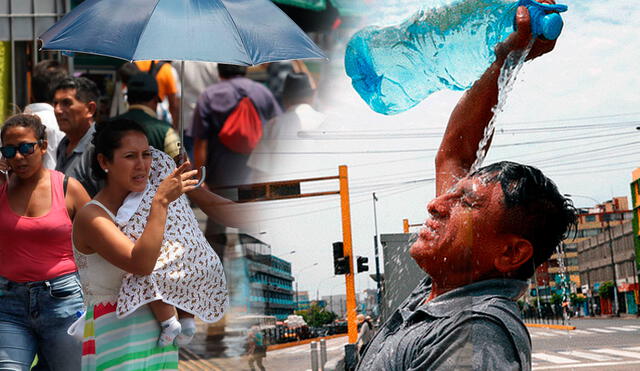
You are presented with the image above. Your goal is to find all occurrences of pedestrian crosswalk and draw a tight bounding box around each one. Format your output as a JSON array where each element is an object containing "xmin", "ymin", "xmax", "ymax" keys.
[
  {"xmin": 529, "ymin": 324, "xmax": 640, "ymax": 338},
  {"xmin": 532, "ymin": 347, "xmax": 640, "ymax": 369}
]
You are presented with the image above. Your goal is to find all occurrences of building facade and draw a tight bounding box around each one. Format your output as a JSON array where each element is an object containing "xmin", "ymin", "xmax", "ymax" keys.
[
  {"xmin": 321, "ymin": 294, "xmax": 347, "ymax": 318},
  {"xmin": 541, "ymin": 198, "xmax": 632, "ymax": 295},
  {"xmin": 577, "ymin": 221, "xmax": 638, "ymax": 315},
  {"xmin": 226, "ymin": 234, "xmax": 296, "ymax": 320},
  {"xmin": 294, "ymin": 290, "xmax": 311, "ymax": 311}
]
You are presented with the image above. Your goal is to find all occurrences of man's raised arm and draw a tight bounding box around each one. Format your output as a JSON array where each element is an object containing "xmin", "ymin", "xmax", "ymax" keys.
[{"xmin": 435, "ymin": 3, "xmax": 557, "ymax": 196}]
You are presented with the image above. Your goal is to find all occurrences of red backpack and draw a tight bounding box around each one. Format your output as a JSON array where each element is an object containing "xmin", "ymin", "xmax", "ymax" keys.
[{"xmin": 218, "ymin": 89, "xmax": 263, "ymax": 154}]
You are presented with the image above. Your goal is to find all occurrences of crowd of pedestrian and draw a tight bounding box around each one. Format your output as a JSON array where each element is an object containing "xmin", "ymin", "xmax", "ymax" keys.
[{"xmin": 0, "ymin": 57, "xmax": 318, "ymax": 370}]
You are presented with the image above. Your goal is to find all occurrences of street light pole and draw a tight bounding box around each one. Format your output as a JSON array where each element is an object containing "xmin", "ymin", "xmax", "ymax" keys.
[{"xmin": 372, "ymin": 193, "xmax": 383, "ymax": 312}]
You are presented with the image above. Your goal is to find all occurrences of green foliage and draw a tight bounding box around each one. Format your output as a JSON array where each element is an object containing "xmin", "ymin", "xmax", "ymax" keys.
[
  {"xmin": 570, "ymin": 293, "xmax": 586, "ymax": 305},
  {"xmin": 599, "ymin": 281, "xmax": 615, "ymax": 299},
  {"xmin": 551, "ymin": 293, "xmax": 563, "ymax": 305},
  {"xmin": 295, "ymin": 303, "xmax": 338, "ymax": 327}
]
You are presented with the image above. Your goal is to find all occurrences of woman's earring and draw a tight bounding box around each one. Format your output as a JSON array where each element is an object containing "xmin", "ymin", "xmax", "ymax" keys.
[{"xmin": 104, "ymin": 168, "xmax": 109, "ymax": 173}]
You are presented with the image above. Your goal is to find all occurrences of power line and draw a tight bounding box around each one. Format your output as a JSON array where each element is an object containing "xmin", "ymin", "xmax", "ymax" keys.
[
  {"xmin": 285, "ymin": 120, "xmax": 639, "ymax": 140},
  {"xmin": 254, "ymin": 130, "xmax": 635, "ymax": 155}
]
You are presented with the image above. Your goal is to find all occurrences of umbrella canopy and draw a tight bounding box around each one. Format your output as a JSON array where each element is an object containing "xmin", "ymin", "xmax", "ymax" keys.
[{"xmin": 39, "ymin": 0, "xmax": 326, "ymax": 65}]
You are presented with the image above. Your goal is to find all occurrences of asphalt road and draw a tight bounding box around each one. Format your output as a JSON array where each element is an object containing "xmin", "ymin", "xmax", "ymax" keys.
[{"xmin": 530, "ymin": 317, "xmax": 640, "ymax": 370}]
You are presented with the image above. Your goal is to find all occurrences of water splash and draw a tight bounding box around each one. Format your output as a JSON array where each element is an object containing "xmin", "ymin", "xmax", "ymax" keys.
[{"xmin": 470, "ymin": 39, "xmax": 534, "ymax": 173}]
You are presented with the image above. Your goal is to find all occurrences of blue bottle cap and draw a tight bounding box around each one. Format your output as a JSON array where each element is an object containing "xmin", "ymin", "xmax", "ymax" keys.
[
  {"xmin": 541, "ymin": 13, "xmax": 564, "ymax": 40},
  {"xmin": 518, "ymin": 0, "xmax": 568, "ymax": 40}
]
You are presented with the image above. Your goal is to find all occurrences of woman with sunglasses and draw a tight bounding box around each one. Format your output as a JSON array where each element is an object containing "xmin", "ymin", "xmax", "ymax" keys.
[{"xmin": 0, "ymin": 114, "xmax": 91, "ymax": 370}]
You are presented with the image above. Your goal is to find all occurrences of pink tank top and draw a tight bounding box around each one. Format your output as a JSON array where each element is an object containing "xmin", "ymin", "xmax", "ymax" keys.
[{"xmin": 0, "ymin": 170, "xmax": 77, "ymax": 282}]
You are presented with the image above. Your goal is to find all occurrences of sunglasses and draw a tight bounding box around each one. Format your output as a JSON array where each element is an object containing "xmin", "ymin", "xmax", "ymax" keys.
[{"xmin": 0, "ymin": 142, "xmax": 40, "ymax": 159}]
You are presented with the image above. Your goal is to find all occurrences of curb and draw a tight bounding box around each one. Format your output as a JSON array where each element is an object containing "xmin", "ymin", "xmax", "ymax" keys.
[
  {"xmin": 525, "ymin": 323, "xmax": 576, "ymax": 330},
  {"xmin": 267, "ymin": 334, "xmax": 348, "ymax": 351}
]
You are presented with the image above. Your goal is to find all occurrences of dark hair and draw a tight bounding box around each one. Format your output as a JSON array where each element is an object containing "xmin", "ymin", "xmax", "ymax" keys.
[
  {"xmin": 127, "ymin": 90, "xmax": 157, "ymax": 105},
  {"xmin": 218, "ymin": 64, "xmax": 247, "ymax": 79},
  {"xmin": 471, "ymin": 161, "xmax": 578, "ymax": 279},
  {"xmin": 116, "ymin": 62, "xmax": 140, "ymax": 84},
  {"xmin": 91, "ymin": 118, "xmax": 147, "ymax": 180},
  {"xmin": 1, "ymin": 114, "xmax": 46, "ymax": 143},
  {"xmin": 54, "ymin": 76, "xmax": 100, "ymax": 105},
  {"xmin": 32, "ymin": 60, "xmax": 68, "ymax": 103}
]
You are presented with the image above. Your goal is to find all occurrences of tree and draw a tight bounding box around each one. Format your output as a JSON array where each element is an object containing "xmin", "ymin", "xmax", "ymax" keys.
[
  {"xmin": 570, "ymin": 293, "xmax": 586, "ymax": 306},
  {"xmin": 599, "ymin": 281, "xmax": 615, "ymax": 300},
  {"xmin": 295, "ymin": 303, "xmax": 338, "ymax": 327}
]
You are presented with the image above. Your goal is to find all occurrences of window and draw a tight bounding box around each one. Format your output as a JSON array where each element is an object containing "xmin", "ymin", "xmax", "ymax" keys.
[{"xmin": 585, "ymin": 215, "xmax": 596, "ymax": 222}]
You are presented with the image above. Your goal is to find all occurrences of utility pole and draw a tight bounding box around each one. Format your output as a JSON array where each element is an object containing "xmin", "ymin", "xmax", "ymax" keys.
[
  {"xmin": 372, "ymin": 193, "xmax": 382, "ymax": 312},
  {"xmin": 605, "ymin": 219, "xmax": 620, "ymax": 316}
]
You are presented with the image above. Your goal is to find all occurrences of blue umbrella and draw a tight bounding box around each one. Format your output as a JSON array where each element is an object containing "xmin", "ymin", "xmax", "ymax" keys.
[
  {"xmin": 39, "ymin": 0, "xmax": 326, "ymax": 166},
  {"xmin": 39, "ymin": 0, "xmax": 326, "ymax": 65}
]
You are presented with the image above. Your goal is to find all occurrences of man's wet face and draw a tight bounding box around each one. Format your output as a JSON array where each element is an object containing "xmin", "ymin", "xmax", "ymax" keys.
[{"xmin": 410, "ymin": 176, "xmax": 509, "ymax": 280}]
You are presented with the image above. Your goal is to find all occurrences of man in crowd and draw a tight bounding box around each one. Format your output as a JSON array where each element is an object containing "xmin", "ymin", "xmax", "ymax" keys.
[
  {"xmin": 24, "ymin": 60, "xmax": 68, "ymax": 169},
  {"xmin": 174, "ymin": 61, "xmax": 219, "ymax": 160},
  {"xmin": 54, "ymin": 76, "xmax": 101, "ymax": 196},
  {"xmin": 192, "ymin": 63, "xmax": 281, "ymax": 260},
  {"xmin": 356, "ymin": 5, "xmax": 577, "ymax": 370},
  {"xmin": 112, "ymin": 73, "xmax": 181, "ymax": 160},
  {"xmin": 135, "ymin": 60, "xmax": 180, "ymax": 127}
]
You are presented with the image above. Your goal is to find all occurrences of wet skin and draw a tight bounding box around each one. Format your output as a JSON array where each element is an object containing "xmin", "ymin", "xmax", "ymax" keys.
[{"xmin": 410, "ymin": 176, "xmax": 515, "ymax": 290}]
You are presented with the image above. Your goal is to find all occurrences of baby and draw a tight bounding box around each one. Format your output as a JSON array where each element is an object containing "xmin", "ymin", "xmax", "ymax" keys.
[{"xmin": 115, "ymin": 148, "xmax": 227, "ymax": 346}]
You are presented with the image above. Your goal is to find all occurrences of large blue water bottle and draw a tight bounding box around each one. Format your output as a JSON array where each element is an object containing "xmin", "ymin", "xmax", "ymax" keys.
[{"xmin": 344, "ymin": 0, "xmax": 568, "ymax": 115}]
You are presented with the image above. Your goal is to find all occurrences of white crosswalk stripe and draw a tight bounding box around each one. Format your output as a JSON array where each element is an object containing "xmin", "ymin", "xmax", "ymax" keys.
[
  {"xmin": 533, "ymin": 332, "xmax": 557, "ymax": 337},
  {"xmin": 549, "ymin": 330, "xmax": 571, "ymax": 336},
  {"xmin": 557, "ymin": 350, "xmax": 621, "ymax": 361},
  {"xmin": 592, "ymin": 348, "xmax": 640, "ymax": 359},
  {"xmin": 625, "ymin": 325, "xmax": 640, "ymax": 330},
  {"xmin": 570, "ymin": 329, "xmax": 594, "ymax": 335},
  {"xmin": 606, "ymin": 326, "xmax": 637, "ymax": 332},
  {"xmin": 586, "ymin": 327, "xmax": 616, "ymax": 333},
  {"xmin": 532, "ymin": 353, "xmax": 577, "ymax": 364}
]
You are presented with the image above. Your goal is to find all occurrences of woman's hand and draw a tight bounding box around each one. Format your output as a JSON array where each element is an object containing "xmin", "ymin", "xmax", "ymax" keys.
[{"xmin": 154, "ymin": 162, "xmax": 199, "ymax": 206}]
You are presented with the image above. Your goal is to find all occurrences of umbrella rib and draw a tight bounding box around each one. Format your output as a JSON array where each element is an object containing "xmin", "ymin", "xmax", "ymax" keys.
[
  {"xmin": 218, "ymin": 5, "xmax": 253, "ymax": 66},
  {"xmin": 130, "ymin": 0, "xmax": 163, "ymax": 61}
]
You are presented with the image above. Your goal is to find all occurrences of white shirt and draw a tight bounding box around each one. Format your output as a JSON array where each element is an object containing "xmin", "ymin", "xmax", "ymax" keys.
[
  {"xmin": 172, "ymin": 61, "xmax": 219, "ymax": 136},
  {"xmin": 24, "ymin": 103, "xmax": 65, "ymax": 170},
  {"xmin": 248, "ymin": 103, "xmax": 326, "ymax": 179}
]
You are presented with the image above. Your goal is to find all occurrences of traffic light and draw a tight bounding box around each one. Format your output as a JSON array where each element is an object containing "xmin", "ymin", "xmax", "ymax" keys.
[
  {"xmin": 357, "ymin": 256, "xmax": 369, "ymax": 273},
  {"xmin": 333, "ymin": 242, "xmax": 350, "ymax": 275}
]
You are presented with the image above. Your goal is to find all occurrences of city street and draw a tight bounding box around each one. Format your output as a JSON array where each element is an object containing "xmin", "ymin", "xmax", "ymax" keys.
[
  {"xmin": 530, "ymin": 318, "xmax": 640, "ymax": 370},
  {"xmin": 181, "ymin": 319, "xmax": 640, "ymax": 370},
  {"xmin": 182, "ymin": 335, "xmax": 349, "ymax": 371}
]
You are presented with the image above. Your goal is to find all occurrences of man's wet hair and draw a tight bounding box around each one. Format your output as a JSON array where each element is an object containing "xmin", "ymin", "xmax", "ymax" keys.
[
  {"xmin": 32, "ymin": 60, "xmax": 68, "ymax": 103},
  {"xmin": 471, "ymin": 161, "xmax": 578, "ymax": 279},
  {"xmin": 218, "ymin": 64, "xmax": 247, "ymax": 79},
  {"xmin": 91, "ymin": 118, "xmax": 147, "ymax": 180},
  {"xmin": 54, "ymin": 76, "xmax": 100, "ymax": 105}
]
